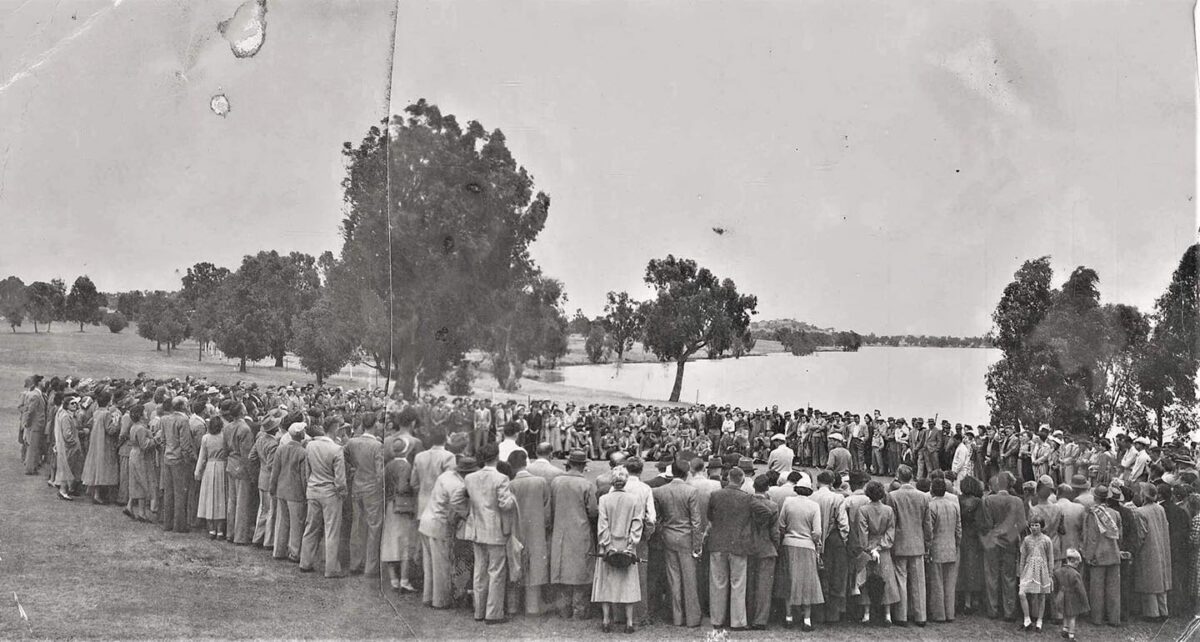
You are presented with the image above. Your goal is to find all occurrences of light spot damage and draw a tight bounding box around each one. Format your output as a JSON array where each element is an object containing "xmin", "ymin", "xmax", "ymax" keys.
[
  {"xmin": 218, "ymin": 0, "xmax": 268, "ymax": 58},
  {"xmin": 210, "ymin": 93, "xmax": 231, "ymax": 117}
]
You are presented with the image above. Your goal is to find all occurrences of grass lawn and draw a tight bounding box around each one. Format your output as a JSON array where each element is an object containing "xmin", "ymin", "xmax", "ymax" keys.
[{"xmin": 0, "ymin": 328, "xmax": 1192, "ymax": 639}]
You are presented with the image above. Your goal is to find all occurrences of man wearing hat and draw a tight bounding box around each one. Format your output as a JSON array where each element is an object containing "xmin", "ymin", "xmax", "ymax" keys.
[
  {"xmin": 981, "ymin": 471, "xmax": 1027, "ymax": 621},
  {"xmin": 1081, "ymin": 484, "xmax": 1123, "ymax": 626},
  {"xmin": 418, "ymin": 455, "xmax": 475, "ymax": 609},
  {"xmin": 737, "ymin": 457, "xmax": 757, "ymax": 494},
  {"xmin": 549, "ymin": 451, "xmax": 599, "ymax": 620},
  {"xmin": 1125, "ymin": 437, "xmax": 1152, "ymax": 482},
  {"xmin": 20, "ymin": 375, "xmax": 47, "ymax": 475},
  {"xmin": 767, "ymin": 433, "xmax": 794, "ymax": 475},
  {"xmin": 270, "ymin": 423, "xmax": 309, "ymax": 562},
  {"xmin": 249, "ymin": 410, "xmax": 282, "ymax": 549}
]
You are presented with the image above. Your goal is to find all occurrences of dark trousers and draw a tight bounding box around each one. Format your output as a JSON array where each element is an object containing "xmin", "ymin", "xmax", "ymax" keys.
[
  {"xmin": 23, "ymin": 430, "xmax": 44, "ymax": 474},
  {"xmin": 747, "ymin": 556, "xmax": 776, "ymax": 627},
  {"xmin": 160, "ymin": 462, "xmax": 191, "ymax": 533},
  {"xmin": 983, "ymin": 546, "xmax": 1018, "ymax": 618}
]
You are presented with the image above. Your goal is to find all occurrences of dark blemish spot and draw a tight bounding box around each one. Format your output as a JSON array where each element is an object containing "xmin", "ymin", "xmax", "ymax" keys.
[
  {"xmin": 465, "ymin": 182, "xmax": 482, "ymax": 194},
  {"xmin": 442, "ymin": 235, "xmax": 455, "ymax": 253},
  {"xmin": 712, "ymin": 227, "xmax": 726, "ymax": 235},
  {"xmin": 71, "ymin": 13, "xmax": 77, "ymax": 20},
  {"xmin": 218, "ymin": 0, "xmax": 268, "ymax": 59},
  {"xmin": 955, "ymin": 169, "xmax": 960, "ymax": 173},
  {"xmin": 210, "ymin": 93, "xmax": 231, "ymax": 117},
  {"xmin": 435, "ymin": 327, "xmax": 449, "ymax": 342}
]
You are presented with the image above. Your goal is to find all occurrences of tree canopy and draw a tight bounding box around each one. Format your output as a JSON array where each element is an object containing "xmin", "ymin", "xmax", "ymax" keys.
[
  {"xmin": 640, "ymin": 255, "xmax": 757, "ymax": 401},
  {"xmin": 0, "ymin": 276, "xmax": 26, "ymax": 332},
  {"xmin": 65, "ymin": 275, "xmax": 105, "ymax": 331},
  {"xmin": 602, "ymin": 291, "xmax": 644, "ymax": 362},
  {"xmin": 330, "ymin": 100, "xmax": 551, "ymax": 397}
]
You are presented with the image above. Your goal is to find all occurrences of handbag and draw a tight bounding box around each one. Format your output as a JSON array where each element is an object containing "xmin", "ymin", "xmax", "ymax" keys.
[{"xmin": 602, "ymin": 550, "xmax": 639, "ymax": 569}]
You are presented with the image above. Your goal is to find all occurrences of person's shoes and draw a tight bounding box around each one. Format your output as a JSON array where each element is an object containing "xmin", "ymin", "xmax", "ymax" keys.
[
  {"xmin": 750, "ymin": 624, "xmax": 767, "ymax": 630},
  {"xmin": 1060, "ymin": 631, "xmax": 1069, "ymax": 639},
  {"xmin": 399, "ymin": 581, "xmax": 417, "ymax": 593},
  {"xmin": 893, "ymin": 620, "xmax": 908, "ymax": 627},
  {"xmin": 1034, "ymin": 624, "xmax": 1043, "ymax": 633},
  {"xmin": 390, "ymin": 578, "xmax": 401, "ymax": 590},
  {"xmin": 624, "ymin": 625, "xmax": 634, "ymax": 634},
  {"xmin": 601, "ymin": 622, "xmax": 612, "ymax": 633},
  {"xmin": 484, "ymin": 618, "xmax": 508, "ymax": 625},
  {"xmin": 46, "ymin": 480, "xmax": 56, "ymax": 488},
  {"xmin": 298, "ymin": 566, "xmax": 315, "ymax": 573},
  {"xmin": 287, "ymin": 556, "xmax": 300, "ymax": 563},
  {"xmin": 57, "ymin": 491, "xmax": 72, "ymax": 501},
  {"xmin": 915, "ymin": 620, "xmax": 926, "ymax": 627},
  {"xmin": 123, "ymin": 508, "xmax": 136, "ymax": 519},
  {"xmin": 800, "ymin": 622, "xmax": 814, "ymax": 632}
]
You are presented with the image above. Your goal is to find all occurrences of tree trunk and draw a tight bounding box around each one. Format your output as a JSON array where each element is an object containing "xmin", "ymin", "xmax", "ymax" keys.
[
  {"xmin": 239, "ymin": 356, "xmax": 247, "ymax": 373},
  {"xmin": 316, "ymin": 371, "xmax": 325, "ymax": 386},
  {"xmin": 156, "ymin": 341, "xmax": 161, "ymax": 351},
  {"xmin": 33, "ymin": 321, "xmax": 38, "ymax": 333},
  {"xmin": 198, "ymin": 341, "xmax": 203, "ymax": 362},
  {"xmin": 669, "ymin": 357, "xmax": 686, "ymax": 402},
  {"xmin": 166, "ymin": 341, "xmax": 171, "ymax": 356},
  {"xmin": 274, "ymin": 353, "xmax": 285, "ymax": 368},
  {"xmin": 79, "ymin": 321, "xmax": 84, "ymax": 332},
  {"xmin": 1156, "ymin": 405, "xmax": 1164, "ymax": 446}
]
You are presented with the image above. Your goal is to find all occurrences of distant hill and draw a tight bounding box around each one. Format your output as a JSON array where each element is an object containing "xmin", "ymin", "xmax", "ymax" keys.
[
  {"xmin": 751, "ymin": 318, "xmax": 992, "ymax": 353},
  {"xmin": 750, "ymin": 318, "xmax": 838, "ymax": 335}
]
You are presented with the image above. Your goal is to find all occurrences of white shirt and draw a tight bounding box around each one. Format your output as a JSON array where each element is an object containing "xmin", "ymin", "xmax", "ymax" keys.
[{"xmin": 497, "ymin": 438, "xmax": 521, "ymax": 464}]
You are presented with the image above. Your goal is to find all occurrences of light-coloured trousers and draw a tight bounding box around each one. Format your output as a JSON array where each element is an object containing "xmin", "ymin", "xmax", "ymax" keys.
[
  {"xmin": 273, "ymin": 498, "xmax": 306, "ymax": 560},
  {"xmin": 709, "ymin": 551, "xmax": 748, "ymax": 628},
  {"xmin": 893, "ymin": 554, "xmax": 927, "ymax": 624},
  {"xmin": 664, "ymin": 547, "xmax": 702, "ymax": 626},
  {"xmin": 349, "ymin": 491, "xmax": 384, "ymax": 575},
  {"xmin": 926, "ymin": 560, "xmax": 958, "ymax": 621},
  {"xmin": 300, "ymin": 494, "xmax": 343, "ymax": 577},
  {"xmin": 421, "ymin": 534, "xmax": 453, "ymax": 608},
  {"xmin": 253, "ymin": 489, "xmax": 275, "ymax": 547},
  {"xmin": 472, "ymin": 542, "xmax": 508, "ymax": 621}
]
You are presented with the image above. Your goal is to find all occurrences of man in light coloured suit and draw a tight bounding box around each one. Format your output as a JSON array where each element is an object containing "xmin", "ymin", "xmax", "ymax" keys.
[{"xmin": 463, "ymin": 443, "xmax": 517, "ymax": 624}]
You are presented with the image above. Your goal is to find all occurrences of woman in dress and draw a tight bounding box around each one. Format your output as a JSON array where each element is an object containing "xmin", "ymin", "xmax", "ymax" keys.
[
  {"xmin": 1018, "ymin": 515, "xmax": 1054, "ymax": 632},
  {"xmin": 123, "ymin": 404, "xmax": 154, "ymax": 521},
  {"xmin": 194, "ymin": 416, "xmax": 228, "ymax": 539},
  {"xmin": 777, "ymin": 472, "xmax": 824, "ymax": 631},
  {"xmin": 591, "ymin": 468, "xmax": 644, "ymax": 634},
  {"xmin": 856, "ymin": 480, "xmax": 899, "ymax": 625},
  {"xmin": 381, "ymin": 439, "xmax": 417, "ymax": 592},
  {"xmin": 956, "ymin": 475, "xmax": 985, "ymax": 614}
]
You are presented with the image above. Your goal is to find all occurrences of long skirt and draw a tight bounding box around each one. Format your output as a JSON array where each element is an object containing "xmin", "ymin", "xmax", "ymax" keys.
[
  {"xmin": 783, "ymin": 546, "xmax": 824, "ymax": 606},
  {"xmin": 117, "ymin": 453, "xmax": 130, "ymax": 504},
  {"xmin": 958, "ymin": 535, "xmax": 984, "ymax": 592},
  {"xmin": 196, "ymin": 459, "xmax": 227, "ymax": 520},
  {"xmin": 380, "ymin": 501, "xmax": 416, "ymax": 563},
  {"xmin": 591, "ymin": 556, "xmax": 640, "ymax": 604}
]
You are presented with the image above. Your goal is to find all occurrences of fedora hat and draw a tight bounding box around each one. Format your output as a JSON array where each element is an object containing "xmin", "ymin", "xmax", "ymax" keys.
[
  {"xmin": 457, "ymin": 456, "xmax": 479, "ymax": 474},
  {"xmin": 1069, "ymin": 474, "xmax": 1090, "ymax": 491},
  {"xmin": 567, "ymin": 450, "xmax": 589, "ymax": 464}
]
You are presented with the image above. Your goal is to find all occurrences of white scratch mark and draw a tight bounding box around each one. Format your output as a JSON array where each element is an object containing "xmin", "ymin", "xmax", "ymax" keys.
[{"xmin": 0, "ymin": 0, "xmax": 124, "ymax": 96}]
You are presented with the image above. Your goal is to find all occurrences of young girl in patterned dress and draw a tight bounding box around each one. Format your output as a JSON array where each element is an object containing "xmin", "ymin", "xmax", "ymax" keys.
[{"xmin": 1018, "ymin": 515, "xmax": 1054, "ymax": 632}]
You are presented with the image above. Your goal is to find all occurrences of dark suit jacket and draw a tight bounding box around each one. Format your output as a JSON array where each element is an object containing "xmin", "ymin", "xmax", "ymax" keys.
[
  {"xmin": 707, "ymin": 485, "xmax": 753, "ymax": 554},
  {"xmin": 980, "ymin": 490, "xmax": 1026, "ymax": 550}
]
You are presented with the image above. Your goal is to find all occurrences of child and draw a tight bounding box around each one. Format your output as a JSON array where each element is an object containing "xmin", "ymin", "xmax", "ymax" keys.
[
  {"xmin": 1053, "ymin": 548, "xmax": 1089, "ymax": 640},
  {"xmin": 1018, "ymin": 515, "xmax": 1055, "ymax": 632}
]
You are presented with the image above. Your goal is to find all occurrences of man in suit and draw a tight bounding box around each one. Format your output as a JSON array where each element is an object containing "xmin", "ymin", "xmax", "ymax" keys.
[
  {"xmin": 299, "ymin": 422, "xmax": 348, "ymax": 578},
  {"xmin": 549, "ymin": 450, "xmax": 599, "ymax": 619},
  {"xmin": 926, "ymin": 478, "xmax": 961, "ymax": 622},
  {"xmin": 418, "ymin": 455, "xmax": 473, "ymax": 609},
  {"xmin": 980, "ymin": 471, "xmax": 1027, "ymax": 620},
  {"xmin": 160, "ymin": 397, "xmax": 196, "ymax": 534},
  {"xmin": 887, "ymin": 464, "xmax": 930, "ymax": 626},
  {"xmin": 707, "ymin": 466, "xmax": 753, "ymax": 630},
  {"xmin": 344, "ymin": 417, "xmax": 385, "ymax": 576},
  {"xmin": 411, "ymin": 429, "xmax": 456, "ymax": 520},
  {"xmin": 270, "ymin": 423, "xmax": 308, "ymax": 562},
  {"xmin": 766, "ymin": 433, "xmax": 793, "ymax": 474},
  {"xmin": 526, "ymin": 442, "xmax": 563, "ymax": 482},
  {"xmin": 653, "ymin": 459, "xmax": 703, "ymax": 627},
  {"xmin": 20, "ymin": 376, "xmax": 47, "ymax": 475},
  {"xmin": 463, "ymin": 443, "xmax": 517, "ymax": 624}
]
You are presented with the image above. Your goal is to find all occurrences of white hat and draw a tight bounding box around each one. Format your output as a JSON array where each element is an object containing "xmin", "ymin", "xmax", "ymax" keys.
[
  {"xmin": 288, "ymin": 422, "xmax": 307, "ymax": 438},
  {"xmin": 770, "ymin": 433, "xmax": 786, "ymax": 441},
  {"xmin": 828, "ymin": 432, "xmax": 845, "ymax": 442},
  {"xmin": 1134, "ymin": 436, "xmax": 1151, "ymax": 446},
  {"xmin": 206, "ymin": 386, "xmax": 220, "ymax": 395},
  {"xmin": 794, "ymin": 472, "xmax": 813, "ymax": 490},
  {"xmin": 1050, "ymin": 436, "xmax": 1063, "ymax": 445}
]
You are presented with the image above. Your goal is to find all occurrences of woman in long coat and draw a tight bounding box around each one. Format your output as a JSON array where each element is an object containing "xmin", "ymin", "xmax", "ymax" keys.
[
  {"xmin": 194, "ymin": 416, "xmax": 229, "ymax": 538},
  {"xmin": 509, "ymin": 451, "xmax": 551, "ymax": 615},
  {"xmin": 124, "ymin": 404, "xmax": 155, "ymax": 521},
  {"xmin": 777, "ymin": 475, "xmax": 824, "ymax": 631},
  {"xmin": 956, "ymin": 475, "xmax": 985, "ymax": 614},
  {"xmin": 857, "ymin": 480, "xmax": 900, "ymax": 624},
  {"xmin": 549, "ymin": 455, "xmax": 598, "ymax": 617},
  {"xmin": 81, "ymin": 391, "xmax": 121, "ymax": 503},
  {"xmin": 591, "ymin": 468, "xmax": 644, "ymax": 633},
  {"xmin": 53, "ymin": 396, "xmax": 82, "ymax": 500}
]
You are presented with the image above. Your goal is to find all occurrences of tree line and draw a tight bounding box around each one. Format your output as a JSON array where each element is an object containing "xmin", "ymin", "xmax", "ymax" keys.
[
  {"xmin": 0, "ymin": 101, "xmax": 759, "ymax": 405},
  {"xmin": 986, "ymin": 247, "xmax": 1199, "ymax": 444},
  {"xmin": 0, "ymin": 275, "xmax": 122, "ymax": 334}
]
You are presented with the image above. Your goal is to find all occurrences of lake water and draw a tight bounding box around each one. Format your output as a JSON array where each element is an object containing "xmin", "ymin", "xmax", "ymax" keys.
[{"xmin": 557, "ymin": 346, "xmax": 1003, "ymax": 425}]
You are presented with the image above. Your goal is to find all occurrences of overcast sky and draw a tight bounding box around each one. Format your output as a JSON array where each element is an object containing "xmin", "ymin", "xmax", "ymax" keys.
[{"xmin": 1, "ymin": 0, "xmax": 1195, "ymax": 336}]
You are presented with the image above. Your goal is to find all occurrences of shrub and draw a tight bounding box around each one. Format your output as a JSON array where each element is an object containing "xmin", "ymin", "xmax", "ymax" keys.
[{"xmin": 103, "ymin": 311, "xmax": 128, "ymax": 334}]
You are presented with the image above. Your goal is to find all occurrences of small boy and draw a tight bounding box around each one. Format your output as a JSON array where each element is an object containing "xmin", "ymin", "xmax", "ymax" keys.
[{"xmin": 1053, "ymin": 548, "xmax": 1089, "ymax": 640}]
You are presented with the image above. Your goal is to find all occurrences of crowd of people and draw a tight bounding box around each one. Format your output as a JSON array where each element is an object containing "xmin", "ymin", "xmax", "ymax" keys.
[{"xmin": 15, "ymin": 373, "xmax": 1200, "ymax": 637}]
